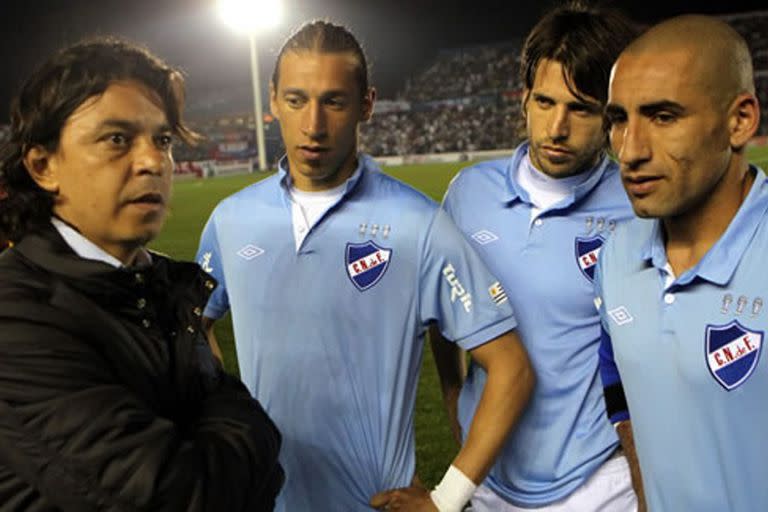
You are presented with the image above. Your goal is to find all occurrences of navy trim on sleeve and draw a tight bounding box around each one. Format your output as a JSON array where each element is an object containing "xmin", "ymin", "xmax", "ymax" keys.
[{"xmin": 598, "ymin": 325, "xmax": 630, "ymax": 423}]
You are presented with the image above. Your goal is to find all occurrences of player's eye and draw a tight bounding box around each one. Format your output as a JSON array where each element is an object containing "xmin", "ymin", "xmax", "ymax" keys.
[
  {"xmin": 284, "ymin": 96, "xmax": 304, "ymax": 108},
  {"xmin": 652, "ymin": 112, "xmax": 676, "ymax": 125},
  {"xmin": 534, "ymin": 96, "xmax": 554, "ymax": 108},
  {"xmin": 570, "ymin": 104, "xmax": 595, "ymax": 116},
  {"xmin": 325, "ymin": 97, "xmax": 347, "ymax": 109},
  {"xmin": 101, "ymin": 132, "xmax": 131, "ymax": 149},
  {"xmin": 109, "ymin": 133, "xmax": 128, "ymax": 145},
  {"xmin": 155, "ymin": 134, "xmax": 174, "ymax": 150}
]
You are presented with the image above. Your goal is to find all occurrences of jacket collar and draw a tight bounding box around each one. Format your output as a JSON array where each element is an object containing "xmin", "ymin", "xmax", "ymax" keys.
[{"xmin": 13, "ymin": 222, "xmax": 212, "ymax": 309}]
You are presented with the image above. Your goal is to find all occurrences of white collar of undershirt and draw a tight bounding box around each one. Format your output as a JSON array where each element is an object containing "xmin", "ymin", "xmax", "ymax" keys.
[
  {"xmin": 517, "ymin": 151, "xmax": 592, "ymax": 212},
  {"xmin": 289, "ymin": 168, "xmax": 360, "ymax": 250},
  {"xmin": 290, "ymin": 180, "xmax": 348, "ymax": 203},
  {"xmin": 51, "ymin": 217, "xmax": 150, "ymax": 268}
]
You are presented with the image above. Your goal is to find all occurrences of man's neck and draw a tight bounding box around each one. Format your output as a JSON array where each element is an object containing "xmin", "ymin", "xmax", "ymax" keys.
[
  {"xmin": 288, "ymin": 153, "xmax": 359, "ymax": 192},
  {"xmin": 664, "ymin": 163, "xmax": 754, "ymax": 276}
]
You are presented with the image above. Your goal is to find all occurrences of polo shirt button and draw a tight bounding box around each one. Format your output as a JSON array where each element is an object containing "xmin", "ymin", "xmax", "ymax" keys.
[
  {"xmin": 664, "ymin": 293, "xmax": 675, "ymax": 304},
  {"xmin": 136, "ymin": 298, "xmax": 146, "ymax": 310},
  {"xmin": 299, "ymin": 226, "xmax": 306, "ymax": 233},
  {"xmin": 534, "ymin": 218, "xmax": 543, "ymax": 227},
  {"xmin": 142, "ymin": 319, "xmax": 151, "ymax": 328}
]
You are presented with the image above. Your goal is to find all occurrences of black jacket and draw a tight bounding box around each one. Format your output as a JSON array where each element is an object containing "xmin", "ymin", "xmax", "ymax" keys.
[{"xmin": 0, "ymin": 225, "xmax": 283, "ymax": 511}]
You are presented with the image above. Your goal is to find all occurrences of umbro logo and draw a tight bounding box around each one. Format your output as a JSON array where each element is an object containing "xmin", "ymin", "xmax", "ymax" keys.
[
  {"xmin": 608, "ymin": 306, "xmax": 633, "ymax": 326},
  {"xmin": 237, "ymin": 244, "xmax": 264, "ymax": 260},
  {"xmin": 472, "ymin": 229, "xmax": 499, "ymax": 245}
]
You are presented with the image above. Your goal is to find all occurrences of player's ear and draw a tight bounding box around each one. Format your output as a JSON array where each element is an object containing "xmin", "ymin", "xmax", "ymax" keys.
[
  {"xmin": 23, "ymin": 145, "xmax": 59, "ymax": 194},
  {"xmin": 362, "ymin": 86, "xmax": 376, "ymax": 122},
  {"xmin": 269, "ymin": 81, "xmax": 280, "ymax": 122},
  {"xmin": 727, "ymin": 92, "xmax": 759, "ymax": 150}
]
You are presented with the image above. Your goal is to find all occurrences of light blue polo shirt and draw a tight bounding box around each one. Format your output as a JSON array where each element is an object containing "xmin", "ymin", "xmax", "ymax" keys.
[
  {"xmin": 443, "ymin": 143, "xmax": 634, "ymax": 506},
  {"xmin": 196, "ymin": 154, "xmax": 517, "ymax": 512},
  {"xmin": 596, "ymin": 167, "xmax": 768, "ymax": 511}
]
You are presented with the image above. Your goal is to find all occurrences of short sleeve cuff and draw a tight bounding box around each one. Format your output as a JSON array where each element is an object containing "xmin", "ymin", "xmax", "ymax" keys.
[
  {"xmin": 203, "ymin": 303, "xmax": 227, "ymax": 320},
  {"xmin": 454, "ymin": 316, "xmax": 518, "ymax": 351}
]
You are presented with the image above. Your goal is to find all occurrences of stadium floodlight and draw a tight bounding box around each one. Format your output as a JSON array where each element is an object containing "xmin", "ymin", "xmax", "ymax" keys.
[
  {"xmin": 217, "ymin": 0, "xmax": 283, "ymax": 172},
  {"xmin": 217, "ymin": 0, "xmax": 282, "ymax": 33}
]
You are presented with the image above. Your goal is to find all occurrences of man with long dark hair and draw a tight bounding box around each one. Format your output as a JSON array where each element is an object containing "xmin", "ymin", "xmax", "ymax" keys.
[
  {"xmin": 0, "ymin": 38, "xmax": 284, "ymax": 511},
  {"xmin": 433, "ymin": 3, "xmax": 640, "ymax": 510}
]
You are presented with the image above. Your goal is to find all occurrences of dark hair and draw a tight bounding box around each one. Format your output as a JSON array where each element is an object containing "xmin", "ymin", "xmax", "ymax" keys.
[
  {"xmin": 521, "ymin": 2, "xmax": 638, "ymax": 107},
  {"xmin": 271, "ymin": 20, "xmax": 370, "ymax": 97},
  {"xmin": 0, "ymin": 37, "xmax": 198, "ymax": 242}
]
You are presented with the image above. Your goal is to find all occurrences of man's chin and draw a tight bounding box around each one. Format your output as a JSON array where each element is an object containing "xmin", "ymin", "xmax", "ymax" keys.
[
  {"xmin": 540, "ymin": 162, "xmax": 583, "ymax": 179},
  {"xmin": 129, "ymin": 224, "xmax": 164, "ymax": 248},
  {"xmin": 294, "ymin": 164, "xmax": 355, "ymax": 189}
]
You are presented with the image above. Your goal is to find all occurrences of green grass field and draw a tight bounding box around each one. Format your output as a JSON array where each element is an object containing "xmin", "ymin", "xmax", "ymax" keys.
[{"xmin": 150, "ymin": 145, "xmax": 768, "ymax": 486}]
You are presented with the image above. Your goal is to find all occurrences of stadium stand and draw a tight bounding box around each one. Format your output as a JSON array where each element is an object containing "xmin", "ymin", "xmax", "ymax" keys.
[
  {"xmin": 13, "ymin": 9, "xmax": 750, "ymax": 166},
  {"xmin": 360, "ymin": 42, "xmax": 526, "ymax": 156},
  {"xmin": 725, "ymin": 11, "xmax": 768, "ymax": 136},
  {"xmin": 401, "ymin": 42, "xmax": 522, "ymax": 102},
  {"xmin": 157, "ymin": 9, "xmax": 766, "ymax": 165},
  {"xmin": 358, "ymin": 10, "xmax": 768, "ymax": 157},
  {"xmin": 360, "ymin": 100, "xmax": 520, "ymax": 156}
]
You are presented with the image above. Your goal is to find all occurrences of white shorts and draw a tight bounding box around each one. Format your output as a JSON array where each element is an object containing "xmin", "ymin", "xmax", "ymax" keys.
[{"xmin": 468, "ymin": 452, "xmax": 637, "ymax": 512}]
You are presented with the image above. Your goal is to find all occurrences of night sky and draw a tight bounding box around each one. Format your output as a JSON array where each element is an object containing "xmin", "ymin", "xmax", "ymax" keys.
[{"xmin": 1, "ymin": 0, "xmax": 766, "ymax": 121}]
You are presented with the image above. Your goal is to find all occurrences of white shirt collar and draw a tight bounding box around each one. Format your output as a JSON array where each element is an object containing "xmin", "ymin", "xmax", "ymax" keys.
[
  {"xmin": 517, "ymin": 151, "xmax": 592, "ymax": 210},
  {"xmin": 51, "ymin": 217, "xmax": 151, "ymax": 268}
]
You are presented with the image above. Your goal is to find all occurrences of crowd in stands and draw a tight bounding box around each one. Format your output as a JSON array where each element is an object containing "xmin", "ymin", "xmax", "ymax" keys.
[
  {"xmin": 358, "ymin": 10, "xmax": 768, "ymax": 157},
  {"xmin": 401, "ymin": 43, "xmax": 521, "ymax": 103},
  {"xmin": 727, "ymin": 12, "xmax": 768, "ymax": 136},
  {"xmin": 758, "ymin": 76, "xmax": 768, "ymax": 135},
  {"xmin": 724, "ymin": 11, "xmax": 768, "ymax": 70},
  {"xmin": 0, "ymin": 12, "xmax": 766, "ymax": 161},
  {"xmin": 360, "ymin": 100, "xmax": 521, "ymax": 156},
  {"xmin": 359, "ymin": 42, "xmax": 524, "ymax": 156}
]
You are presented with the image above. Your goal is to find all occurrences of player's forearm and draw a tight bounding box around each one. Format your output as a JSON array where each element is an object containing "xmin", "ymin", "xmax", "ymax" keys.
[
  {"xmin": 429, "ymin": 325, "xmax": 466, "ymax": 445},
  {"xmin": 452, "ymin": 337, "xmax": 534, "ymax": 483},
  {"xmin": 616, "ymin": 420, "xmax": 647, "ymax": 511}
]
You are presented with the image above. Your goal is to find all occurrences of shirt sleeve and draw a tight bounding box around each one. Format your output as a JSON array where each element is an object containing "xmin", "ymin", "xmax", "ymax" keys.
[
  {"xmin": 196, "ymin": 210, "xmax": 230, "ymax": 319},
  {"xmin": 595, "ymin": 258, "xmax": 630, "ymax": 424},
  {"xmin": 419, "ymin": 208, "xmax": 517, "ymax": 350},
  {"xmin": 441, "ymin": 176, "xmax": 459, "ymax": 219}
]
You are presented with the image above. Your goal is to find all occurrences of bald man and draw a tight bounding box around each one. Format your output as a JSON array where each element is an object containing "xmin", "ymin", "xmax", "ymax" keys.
[{"xmin": 596, "ymin": 15, "xmax": 765, "ymax": 511}]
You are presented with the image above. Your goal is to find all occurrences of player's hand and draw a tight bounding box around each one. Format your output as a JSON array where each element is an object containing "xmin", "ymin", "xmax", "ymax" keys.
[{"xmin": 370, "ymin": 485, "xmax": 439, "ymax": 511}]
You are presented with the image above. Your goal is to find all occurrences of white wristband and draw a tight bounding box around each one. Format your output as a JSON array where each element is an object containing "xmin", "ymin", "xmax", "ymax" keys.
[{"xmin": 429, "ymin": 465, "xmax": 477, "ymax": 512}]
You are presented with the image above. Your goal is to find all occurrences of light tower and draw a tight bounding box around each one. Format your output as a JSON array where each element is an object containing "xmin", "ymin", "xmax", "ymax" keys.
[{"xmin": 217, "ymin": 0, "xmax": 283, "ymax": 171}]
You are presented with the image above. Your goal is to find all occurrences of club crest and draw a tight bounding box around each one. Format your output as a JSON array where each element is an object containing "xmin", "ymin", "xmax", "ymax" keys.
[
  {"xmin": 575, "ymin": 235, "xmax": 605, "ymax": 282},
  {"xmin": 345, "ymin": 240, "xmax": 393, "ymax": 291},
  {"xmin": 705, "ymin": 320, "xmax": 763, "ymax": 391}
]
